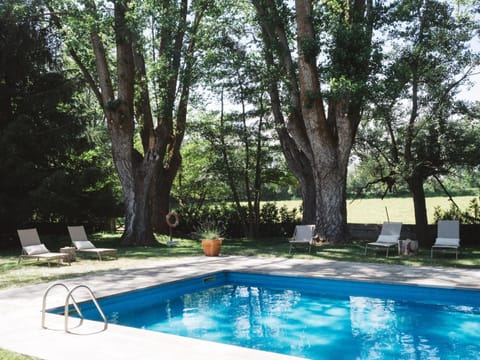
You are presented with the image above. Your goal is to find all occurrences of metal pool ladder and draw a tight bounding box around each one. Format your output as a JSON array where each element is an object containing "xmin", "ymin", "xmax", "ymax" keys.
[{"xmin": 41, "ymin": 283, "xmax": 108, "ymax": 333}]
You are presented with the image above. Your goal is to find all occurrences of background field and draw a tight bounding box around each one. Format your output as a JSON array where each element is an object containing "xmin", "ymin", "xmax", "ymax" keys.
[{"xmin": 279, "ymin": 196, "xmax": 476, "ymax": 224}]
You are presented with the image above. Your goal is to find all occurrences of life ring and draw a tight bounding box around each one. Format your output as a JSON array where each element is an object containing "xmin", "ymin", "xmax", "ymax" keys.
[{"xmin": 166, "ymin": 211, "xmax": 180, "ymax": 228}]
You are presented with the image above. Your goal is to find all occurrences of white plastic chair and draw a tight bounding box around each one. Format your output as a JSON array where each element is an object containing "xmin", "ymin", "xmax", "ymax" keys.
[
  {"xmin": 68, "ymin": 226, "xmax": 118, "ymax": 260},
  {"xmin": 431, "ymin": 220, "xmax": 460, "ymax": 259},
  {"xmin": 289, "ymin": 225, "xmax": 315, "ymax": 254},
  {"xmin": 365, "ymin": 222, "xmax": 402, "ymax": 257},
  {"xmin": 18, "ymin": 228, "xmax": 70, "ymax": 265}
]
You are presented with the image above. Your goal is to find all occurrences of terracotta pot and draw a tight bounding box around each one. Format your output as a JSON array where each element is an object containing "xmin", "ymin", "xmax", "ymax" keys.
[{"xmin": 201, "ymin": 238, "xmax": 223, "ymax": 256}]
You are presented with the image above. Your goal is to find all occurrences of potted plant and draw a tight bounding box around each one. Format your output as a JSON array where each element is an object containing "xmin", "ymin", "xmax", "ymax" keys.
[{"xmin": 193, "ymin": 220, "xmax": 225, "ymax": 256}]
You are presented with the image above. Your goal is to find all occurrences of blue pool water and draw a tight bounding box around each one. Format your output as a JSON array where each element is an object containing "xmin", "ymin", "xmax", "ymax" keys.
[{"xmin": 59, "ymin": 272, "xmax": 480, "ymax": 359}]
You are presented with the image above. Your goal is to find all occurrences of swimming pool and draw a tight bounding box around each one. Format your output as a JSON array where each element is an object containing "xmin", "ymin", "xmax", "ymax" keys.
[{"xmin": 55, "ymin": 272, "xmax": 480, "ymax": 359}]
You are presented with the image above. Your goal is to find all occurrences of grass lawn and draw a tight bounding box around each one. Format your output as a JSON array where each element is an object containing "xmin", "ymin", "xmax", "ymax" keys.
[
  {"xmin": 347, "ymin": 196, "xmax": 475, "ymax": 224},
  {"xmin": 0, "ymin": 349, "xmax": 37, "ymax": 360},
  {"xmin": 1, "ymin": 232, "xmax": 479, "ymax": 359},
  {"xmin": 277, "ymin": 195, "xmax": 476, "ymax": 224},
  {"xmin": 2, "ymin": 233, "xmax": 479, "ymax": 291}
]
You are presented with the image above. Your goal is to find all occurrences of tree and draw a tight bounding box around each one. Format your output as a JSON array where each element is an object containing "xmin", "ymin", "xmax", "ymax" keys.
[
  {"xmin": 203, "ymin": 33, "xmax": 274, "ymax": 238},
  {"xmin": 195, "ymin": 98, "xmax": 275, "ymax": 238},
  {"xmin": 0, "ymin": 0, "xmax": 119, "ymax": 230},
  {"xmin": 174, "ymin": 107, "xmax": 297, "ymax": 236},
  {"xmin": 354, "ymin": 0, "xmax": 480, "ymax": 242},
  {"xmin": 51, "ymin": 0, "xmax": 211, "ymax": 245},
  {"xmin": 252, "ymin": 0, "xmax": 377, "ymax": 242},
  {"xmin": 190, "ymin": 5, "xmax": 298, "ymax": 236},
  {"xmin": 172, "ymin": 136, "xmax": 229, "ymax": 216}
]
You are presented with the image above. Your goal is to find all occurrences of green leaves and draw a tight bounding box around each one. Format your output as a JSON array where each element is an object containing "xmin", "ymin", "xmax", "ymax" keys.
[{"xmin": 353, "ymin": 0, "xmax": 480, "ymax": 207}]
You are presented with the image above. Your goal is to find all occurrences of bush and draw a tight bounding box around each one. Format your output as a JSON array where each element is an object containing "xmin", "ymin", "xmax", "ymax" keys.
[
  {"xmin": 175, "ymin": 202, "xmax": 301, "ymax": 238},
  {"xmin": 433, "ymin": 196, "xmax": 480, "ymax": 224}
]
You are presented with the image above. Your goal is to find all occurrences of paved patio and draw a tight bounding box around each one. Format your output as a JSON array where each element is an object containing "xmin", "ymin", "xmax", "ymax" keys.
[{"xmin": 1, "ymin": 256, "xmax": 479, "ymax": 360}]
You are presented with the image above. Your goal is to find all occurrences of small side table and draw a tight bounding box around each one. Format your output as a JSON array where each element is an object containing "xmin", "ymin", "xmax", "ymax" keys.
[
  {"xmin": 60, "ymin": 247, "xmax": 76, "ymax": 262},
  {"xmin": 398, "ymin": 239, "xmax": 418, "ymax": 256}
]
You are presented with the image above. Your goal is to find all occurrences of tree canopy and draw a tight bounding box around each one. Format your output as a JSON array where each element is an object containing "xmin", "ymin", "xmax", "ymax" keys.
[
  {"xmin": 1, "ymin": 0, "xmax": 479, "ymax": 243},
  {"xmin": 0, "ymin": 0, "xmax": 121, "ymax": 231},
  {"xmin": 353, "ymin": 0, "xmax": 480, "ymax": 241}
]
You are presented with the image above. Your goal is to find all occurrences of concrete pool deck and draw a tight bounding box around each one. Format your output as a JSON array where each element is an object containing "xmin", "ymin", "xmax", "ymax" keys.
[{"xmin": 1, "ymin": 256, "xmax": 480, "ymax": 360}]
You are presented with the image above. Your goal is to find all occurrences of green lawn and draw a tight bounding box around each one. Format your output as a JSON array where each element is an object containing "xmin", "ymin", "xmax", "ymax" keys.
[
  {"xmin": 0, "ymin": 349, "xmax": 38, "ymax": 360},
  {"xmin": 347, "ymin": 196, "xmax": 475, "ymax": 224},
  {"xmin": 2, "ymin": 234, "xmax": 479, "ymax": 291},
  {"xmin": 1, "ymin": 195, "xmax": 478, "ymax": 359},
  {"xmin": 277, "ymin": 195, "xmax": 475, "ymax": 224},
  {"xmin": 1, "ymin": 231, "xmax": 479, "ymax": 359}
]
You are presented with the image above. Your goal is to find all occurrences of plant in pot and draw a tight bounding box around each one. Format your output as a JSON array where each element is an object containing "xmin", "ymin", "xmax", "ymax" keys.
[{"xmin": 193, "ymin": 220, "xmax": 225, "ymax": 256}]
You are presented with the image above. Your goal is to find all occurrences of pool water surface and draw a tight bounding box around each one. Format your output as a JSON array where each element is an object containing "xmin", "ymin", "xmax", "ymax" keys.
[{"xmin": 58, "ymin": 272, "xmax": 480, "ymax": 359}]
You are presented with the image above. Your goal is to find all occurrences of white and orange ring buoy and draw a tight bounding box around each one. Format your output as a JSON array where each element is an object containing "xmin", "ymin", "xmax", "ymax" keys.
[{"xmin": 166, "ymin": 211, "xmax": 180, "ymax": 228}]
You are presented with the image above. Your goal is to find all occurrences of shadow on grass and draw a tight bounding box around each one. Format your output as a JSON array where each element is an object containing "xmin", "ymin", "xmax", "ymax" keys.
[
  {"xmin": 71, "ymin": 233, "xmax": 480, "ymax": 269},
  {"xmin": 2, "ymin": 234, "xmax": 479, "ymax": 291},
  {"xmin": 309, "ymin": 241, "xmax": 480, "ymax": 269}
]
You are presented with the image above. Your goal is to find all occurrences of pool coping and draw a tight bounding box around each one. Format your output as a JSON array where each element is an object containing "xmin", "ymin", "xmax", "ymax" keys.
[{"xmin": 1, "ymin": 256, "xmax": 479, "ymax": 360}]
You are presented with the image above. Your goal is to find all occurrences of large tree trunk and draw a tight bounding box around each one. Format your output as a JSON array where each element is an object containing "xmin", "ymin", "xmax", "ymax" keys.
[
  {"xmin": 294, "ymin": 1, "xmax": 357, "ymax": 242},
  {"xmin": 408, "ymin": 176, "xmax": 429, "ymax": 246},
  {"xmin": 90, "ymin": 2, "xmax": 159, "ymax": 246},
  {"xmin": 117, "ymin": 152, "xmax": 157, "ymax": 245},
  {"xmin": 268, "ymin": 80, "xmax": 316, "ymax": 224},
  {"xmin": 149, "ymin": 2, "xmax": 203, "ymax": 234},
  {"xmin": 61, "ymin": 0, "xmax": 203, "ymax": 244},
  {"xmin": 312, "ymin": 148, "xmax": 350, "ymax": 242},
  {"xmin": 253, "ymin": 0, "xmax": 316, "ymax": 224},
  {"xmin": 151, "ymin": 164, "xmax": 180, "ymax": 234},
  {"xmin": 404, "ymin": 48, "xmax": 428, "ymax": 245},
  {"xmin": 254, "ymin": 0, "xmax": 372, "ymax": 242}
]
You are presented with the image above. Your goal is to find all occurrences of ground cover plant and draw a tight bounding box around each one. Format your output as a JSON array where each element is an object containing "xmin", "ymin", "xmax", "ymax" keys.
[
  {"xmin": 279, "ymin": 196, "xmax": 475, "ymax": 225},
  {"xmin": 1, "ymin": 230, "xmax": 479, "ymax": 359},
  {"xmin": 2, "ymin": 232, "xmax": 480, "ymax": 291},
  {"xmin": 0, "ymin": 349, "xmax": 37, "ymax": 360},
  {"xmin": 1, "ymin": 197, "xmax": 479, "ymax": 359},
  {"xmin": 2, "ymin": 196, "xmax": 478, "ymax": 291}
]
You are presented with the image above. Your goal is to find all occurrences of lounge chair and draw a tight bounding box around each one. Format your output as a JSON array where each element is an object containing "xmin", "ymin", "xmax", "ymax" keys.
[
  {"xmin": 68, "ymin": 225, "xmax": 118, "ymax": 260},
  {"xmin": 364, "ymin": 222, "xmax": 402, "ymax": 257},
  {"xmin": 431, "ymin": 220, "xmax": 460, "ymax": 259},
  {"xmin": 18, "ymin": 228, "xmax": 70, "ymax": 266},
  {"xmin": 289, "ymin": 225, "xmax": 315, "ymax": 254}
]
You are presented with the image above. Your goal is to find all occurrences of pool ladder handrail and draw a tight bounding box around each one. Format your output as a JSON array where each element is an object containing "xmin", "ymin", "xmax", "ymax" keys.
[{"xmin": 41, "ymin": 283, "xmax": 108, "ymax": 333}]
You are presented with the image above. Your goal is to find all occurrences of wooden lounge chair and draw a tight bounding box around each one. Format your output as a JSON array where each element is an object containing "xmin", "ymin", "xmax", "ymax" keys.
[
  {"xmin": 68, "ymin": 225, "xmax": 118, "ymax": 260},
  {"xmin": 289, "ymin": 225, "xmax": 315, "ymax": 254},
  {"xmin": 18, "ymin": 228, "xmax": 70, "ymax": 266},
  {"xmin": 365, "ymin": 222, "xmax": 402, "ymax": 257},
  {"xmin": 431, "ymin": 220, "xmax": 460, "ymax": 259}
]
